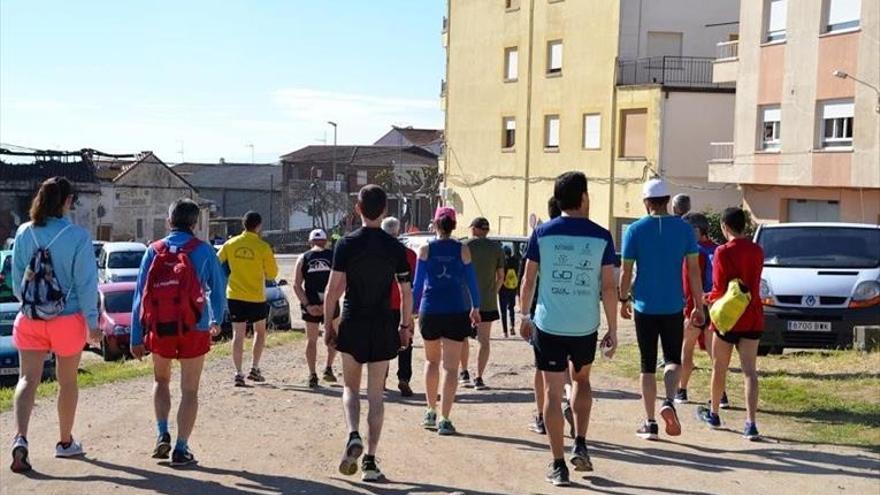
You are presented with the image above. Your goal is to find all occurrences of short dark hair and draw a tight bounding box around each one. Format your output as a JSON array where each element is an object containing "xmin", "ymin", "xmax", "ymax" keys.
[
  {"xmin": 554, "ymin": 172, "xmax": 588, "ymax": 211},
  {"xmin": 357, "ymin": 184, "xmax": 387, "ymax": 221},
  {"xmin": 547, "ymin": 196, "xmax": 562, "ymax": 219},
  {"xmin": 682, "ymin": 212, "xmax": 710, "ymax": 237},
  {"xmin": 722, "ymin": 207, "xmax": 747, "ymax": 234},
  {"xmin": 243, "ymin": 211, "xmax": 262, "ymax": 231},
  {"xmin": 436, "ymin": 216, "xmax": 456, "ymax": 234},
  {"xmin": 168, "ymin": 198, "xmax": 200, "ymax": 230},
  {"xmin": 645, "ymin": 196, "xmax": 671, "ymax": 211}
]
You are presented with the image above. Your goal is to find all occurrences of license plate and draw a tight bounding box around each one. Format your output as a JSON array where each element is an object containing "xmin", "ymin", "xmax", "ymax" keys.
[
  {"xmin": 0, "ymin": 367, "xmax": 19, "ymax": 375},
  {"xmin": 787, "ymin": 321, "xmax": 832, "ymax": 332}
]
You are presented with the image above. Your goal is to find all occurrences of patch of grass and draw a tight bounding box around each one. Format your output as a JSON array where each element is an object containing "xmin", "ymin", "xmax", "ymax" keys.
[
  {"xmin": 0, "ymin": 330, "xmax": 303, "ymax": 412},
  {"xmin": 597, "ymin": 343, "xmax": 880, "ymax": 449}
]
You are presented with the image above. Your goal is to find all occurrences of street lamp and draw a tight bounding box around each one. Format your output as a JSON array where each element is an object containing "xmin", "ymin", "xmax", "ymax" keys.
[
  {"xmin": 833, "ymin": 69, "xmax": 880, "ymax": 113},
  {"xmin": 327, "ymin": 121, "xmax": 338, "ymax": 191}
]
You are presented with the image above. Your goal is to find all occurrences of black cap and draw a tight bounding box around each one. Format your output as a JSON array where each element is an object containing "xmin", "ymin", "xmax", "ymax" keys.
[{"xmin": 470, "ymin": 217, "xmax": 490, "ymax": 230}]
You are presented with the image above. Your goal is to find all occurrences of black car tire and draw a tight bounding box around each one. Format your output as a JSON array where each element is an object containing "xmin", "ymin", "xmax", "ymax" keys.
[
  {"xmin": 757, "ymin": 345, "xmax": 783, "ymax": 356},
  {"xmin": 101, "ymin": 336, "xmax": 122, "ymax": 362}
]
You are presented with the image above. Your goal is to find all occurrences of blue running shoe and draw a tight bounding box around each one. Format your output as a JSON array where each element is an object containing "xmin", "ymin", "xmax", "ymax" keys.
[{"xmin": 697, "ymin": 406, "xmax": 721, "ymax": 429}]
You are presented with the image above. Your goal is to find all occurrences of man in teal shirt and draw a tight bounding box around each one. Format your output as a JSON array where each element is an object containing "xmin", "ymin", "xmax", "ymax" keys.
[{"xmin": 519, "ymin": 172, "xmax": 618, "ymax": 487}]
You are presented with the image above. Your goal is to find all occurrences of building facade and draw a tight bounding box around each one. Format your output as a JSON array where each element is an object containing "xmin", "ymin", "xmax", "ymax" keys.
[
  {"xmin": 443, "ymin": 0, "xmax": 742, "ymax": 238},
  {"xmin": 711, "ymin": 0, "xmax": 880, "ymax": 224}
]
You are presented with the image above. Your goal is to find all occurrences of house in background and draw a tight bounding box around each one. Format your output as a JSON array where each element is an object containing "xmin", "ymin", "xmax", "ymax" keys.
[
  {"xmin": 710, "ymin": 0, "xmax": 879, "ymax": 223},
  {"xmin": 0, "ymin": 153, "xmax": 102, "ymax": 242},
  {"xmin": 374, "ymin": 126, "xmax": 444, "ymax": 156},
  {"xmin": 280, "ymin": 145, "xmax": 438, "ymax": 232},
  {"xmin": 173, "ymin": 161, "xmax": 283, "ymax": 237}
]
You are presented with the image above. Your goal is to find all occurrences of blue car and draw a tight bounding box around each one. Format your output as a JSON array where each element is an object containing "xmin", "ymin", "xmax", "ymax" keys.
[{"xmin": 0, "ymin": 302, "xmax": 55, "ymax": 384}]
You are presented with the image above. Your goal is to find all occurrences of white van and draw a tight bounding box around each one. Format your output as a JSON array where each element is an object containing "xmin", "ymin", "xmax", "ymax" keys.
[
  {"xmin": 755, "ymin": 223, "xmax": 880, "ymax": 353},
  {"xmin": 98, "ymin": 242, "xmax": 148, "ymax": 283}
]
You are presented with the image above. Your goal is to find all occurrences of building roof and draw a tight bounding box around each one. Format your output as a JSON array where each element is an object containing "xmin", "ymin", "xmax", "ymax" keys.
[
  {"xmin": 378, "ymin": 126, "xmax": 444, "ymax": 147},
  {"xmin": 280, "ymin": 145, "xmax": 437, "ymax": 167},
  {"xmin": 172, "ymin": 162, "xmax": 282, "ymax": 191},
  {"xmin": 0, "ymin": 158, "xmax": 99, "ymax": 184},
  {"xmin": 112, "ymin": 152, "xmax": 197, "ymax": 191}
]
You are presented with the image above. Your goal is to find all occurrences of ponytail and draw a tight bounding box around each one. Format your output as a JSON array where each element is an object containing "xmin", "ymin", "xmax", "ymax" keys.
[{"xmin": 29, "ymin": 176, "xmax": 73, "ymax": 226}]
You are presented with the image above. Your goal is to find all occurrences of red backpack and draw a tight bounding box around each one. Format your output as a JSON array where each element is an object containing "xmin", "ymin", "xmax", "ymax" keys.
[{"xmin": 140, "ymin": 238, "xmax": 206, "ymax": 337}]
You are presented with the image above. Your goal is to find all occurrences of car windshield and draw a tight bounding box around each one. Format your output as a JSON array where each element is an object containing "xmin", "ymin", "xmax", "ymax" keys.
[
  {"xmin": 0, "ymin": 311, "xmax": 15, "ymax": 337},
  {"xmin": 758, "ymin": 227, "xmax": 880, "ymax": 269},
  {"xmin": 104, "ymin": 290, "xmax": 135, "ymax": 314},
  {"xmin": 108, "ymin": 251, "xmax": 143, "ymax": 269}
]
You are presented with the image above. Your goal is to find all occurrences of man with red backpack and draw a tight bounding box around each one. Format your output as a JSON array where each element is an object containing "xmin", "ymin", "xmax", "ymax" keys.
[{"xmin": 130, "ymin": 199, "xmax": 227, "ymax": 467}]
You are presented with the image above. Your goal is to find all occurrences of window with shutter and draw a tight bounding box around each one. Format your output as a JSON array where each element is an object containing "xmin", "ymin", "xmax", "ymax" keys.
[{"xmin": 583, "ymin": 114, "xmax": 601, "ymax": 150}]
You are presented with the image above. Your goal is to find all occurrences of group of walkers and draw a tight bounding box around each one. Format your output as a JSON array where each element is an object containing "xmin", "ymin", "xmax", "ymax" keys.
[{"xmin": 7, "ymin": 172, "xmax": 765, "ymax": 489}]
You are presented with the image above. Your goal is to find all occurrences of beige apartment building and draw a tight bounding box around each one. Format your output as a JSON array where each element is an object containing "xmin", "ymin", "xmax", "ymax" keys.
[
  {"xmin": 442, "ymin": 0, "xmax": 742, "ymax": 238},
  {"xmin": 711, "ymin": 0, "xmax": 880, "ymax": 224}
]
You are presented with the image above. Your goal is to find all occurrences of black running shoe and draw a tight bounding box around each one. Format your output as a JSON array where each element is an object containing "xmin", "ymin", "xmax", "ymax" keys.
[
  {"xmin": 659, "ymin": 400, "xmax": 682, "ymax": 437},
  {"xmin": 562, "ymin": 400, "xmax": 575, "ymax": 438},
  {"xmin": 459, "ymin": 369, "xmax": 471, "ymax": 387},
  {"xmin": 528, "ymin": 415, "xmax": 546, "ymax": 435},
  {"xmin": 398, "ymin": 381, "xmax": 413, "ymax": 397},
  {"xmin": 545, "ymin": 462, "xmax": 571, "ymax": 487},
  {"xmin": 720, "ymin": 392, "xmax": 731, "ymax": 410},
  {"xmin": 10, "ymin": 436, "xmax": 31, "ymax": 474},
  {"xmin": 674, "ymin": 388, "xmax": 688, "ymax": 404},
  {"xmin": 248, "ymin": 368, "xmax": 265, "ymax": 382},
  {"xmin": 473, "ymin": 377, "xmax": 487, "ymax": 390},
  {"xmin": 308, "ymin": 373, "xmax": 319, "ymax": 389},
  {"xmin": 570, "ymin": 442, "xmax": 593, "ymax": 472},
  {"xmin": 338, "ymin": 433, "xmax": 364, "ymax": 476},
  {"xmin": 636, "ymin": 420, "xmax": 659, "ymax": 440},
  {"xmin": 361, "ymin": 455, "xmax": 384, "ymax": 482},
  {"xmin": 152, "ymin": 432, "xmax": 172, "ymax": 459},
  {"xmin": 323, "ymin": 367, "xmax": 337, "ymax": 383},
  {"xmin": 170, "ymin": 448, "xmax": 196, "ymax": 467},
  {"xmin": 234, "ymin": 373, "xmax": 246, "ymax": 387}
]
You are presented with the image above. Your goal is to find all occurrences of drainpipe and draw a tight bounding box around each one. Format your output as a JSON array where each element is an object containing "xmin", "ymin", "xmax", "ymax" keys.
[
  {"xmin": 522, "ymin": 0, "xmax": 536, "ymax": 235},
  {"xmin": 608, "ymin": 65, "xmax": 619, "ymax": 240}
]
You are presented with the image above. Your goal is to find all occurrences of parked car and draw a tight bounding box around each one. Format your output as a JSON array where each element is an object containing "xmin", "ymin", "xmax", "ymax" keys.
[
  {"xmin": 0, "ymin": 301, "xmax": 55, "ymax": 383},
  {"xmin": 217, "ymin": 279, "xmax": 291, "ymax": 340},
  {"xmin": 92, "ymin": 241, "xmax": 105, "ymax": 260},
  {"xmin": 97, "ymin": 242, "xmax": 147, "ymax": 283},
  {"xmin": 97, "ymin": 282, "xmax": 136, "ymax": 361},
  {"xmin": 755, "ymin": 222, "xmax": 880, "ymax": 354},
  {"xmin": 0, "ymin": 250, "xmax": 15, "ymax": 303}
]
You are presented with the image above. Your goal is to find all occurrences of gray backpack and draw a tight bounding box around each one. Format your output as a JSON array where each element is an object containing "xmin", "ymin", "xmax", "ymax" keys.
[{"xmin": 21, "ymin": 225, "xmax": 72, "ymax": 320}]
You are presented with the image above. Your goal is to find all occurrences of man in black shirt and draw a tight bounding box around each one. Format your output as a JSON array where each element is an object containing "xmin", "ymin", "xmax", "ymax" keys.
[
  {"xmin": 293, "ymin": 228, "xmax": 338, "ymax": 388},
  {"xmin": 324, "ymin": 184, "xmax": 413, "ymax": 483}
]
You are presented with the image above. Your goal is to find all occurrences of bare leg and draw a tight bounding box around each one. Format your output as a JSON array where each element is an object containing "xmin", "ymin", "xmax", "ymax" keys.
[
  {"xmin": 459, "ymin": 338, "xmax": 469, "ymax": 373},
  {"xmin": 324, "ymin": 323, "xmax": 338, "ymax": 370},
  {"xmin": 152, "ymin": 354, "xmax": 173, "ymax": 430},
  {"xmin": 440, "ymin": 338, "xmax": 463, "ymax": 418},
  {"xmin": 176, "ymin": 355, "xmax": 206, "ymax": 443},
  {"xmin": 476, "ymin": 322, "xmax": 492, "ymax": 379},
  {"xmin": 13, "ymin": 350, "xmax": 48, "ymax": 439},
  {"xmin": 423, "ymin": 339, "xmax": 441, "ymax": 410},
  {"xmin": 680, "ymin": 326, "xmax": 700, "ymax": 390},
  {"xmin": 305, "ymin": 322, "xmax": 319, "ymax": 375},
  {"xmin": 533, "ymin": 369, "xmax": 545, "ymax": 413},
  {"xmin": 232, "ymin": 322, "xmax": 247, "ymax": 374},
  {"xmin": 542, "ymin": 371, "xmax": 567, "ymax": 459},
  {"xmin": 341, "ymin": 353, "xmax": 363, "ymax": 434},
  {"xmin": 737, "ymin": 339, "xmax": 760, "ymax": 423},
  {"xmin": 711, "ymin": 337, "xmax": 734, "ymax": 415},
  {"xmin": 365, "ymin": 360, "xmax": 389, "ymax": 456},
  {"xmin": 570, "ymin": 365, "xmax": 592, "ymax": 438},
  {"xmin": 251, "ymin": 319, "xmax": 267, "ymax": 369}
]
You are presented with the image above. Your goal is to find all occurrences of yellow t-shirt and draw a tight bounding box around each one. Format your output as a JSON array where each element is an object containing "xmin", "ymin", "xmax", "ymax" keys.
[{"xmin": 218, "ymin": 231, "xmax": 279, "ymax": 303}]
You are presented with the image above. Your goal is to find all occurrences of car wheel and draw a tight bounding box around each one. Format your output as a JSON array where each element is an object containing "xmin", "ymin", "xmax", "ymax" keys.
[
  {"xmin": 101, "ymin": 337, "xmax": 121, "ymax": 362},
  {"xmin": 757, "ymin": 345, "xmax": 771, "ymax": 356}
]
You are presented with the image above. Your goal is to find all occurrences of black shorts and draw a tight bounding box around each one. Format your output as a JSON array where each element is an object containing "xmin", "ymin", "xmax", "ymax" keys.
[
  {"xmin": 336, "ymin": 313, "xmax": 400, "ymax": 364},
  {"xmin": 532, "ymin": 327, "xmax": 598, "ymax": 373},
  {"xmin": 714, "ymin": 330, "xmax": 761, "ymax": 345},
  {"xmin": 420, "ymin": 312, "xmax": 473, "ymax": 342},
  {"xmin": 301, "ymin": 303, "xmax": 340, "ymax": 324},
  {"xmin": 228, "ymin": 299, "xmax": 268, "ymax": 324},
  {"xmin": 634, "ymin": 311, "xmax": 684, "ymax": 374},
  {"xmin": 480, "ymin": 310, "xmax": 500, "ymax": 323}
]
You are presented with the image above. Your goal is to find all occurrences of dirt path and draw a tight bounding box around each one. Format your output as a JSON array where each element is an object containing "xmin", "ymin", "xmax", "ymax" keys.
[{"xmin": 1, "ymin": 328, "xmax": 878, "ymax": 495}]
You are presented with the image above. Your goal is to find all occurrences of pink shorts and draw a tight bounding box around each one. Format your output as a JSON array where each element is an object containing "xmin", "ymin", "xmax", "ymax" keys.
[{"xmin": 13, "ymin": 313, "xmax": 87, "ymax": 358}]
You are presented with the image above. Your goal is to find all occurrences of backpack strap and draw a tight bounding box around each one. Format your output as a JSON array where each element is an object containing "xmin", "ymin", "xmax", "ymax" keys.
[
  {"xmin": 45, "ymin": 224, "xmax": 73, "ymax": 249},
  {"xmin": 150, "ymin": 240, "xmax": 169, "ymax": 255},
  {"xmin": 180, "ymin": 237, "xmax": 202, "ymax": 254}
]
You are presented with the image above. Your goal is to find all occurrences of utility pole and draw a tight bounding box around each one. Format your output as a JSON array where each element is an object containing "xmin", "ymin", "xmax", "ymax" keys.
[
  {"xmin": 246, "ymin": 143, "xmax": 255, "ymax": 164},
  {"xmin": 327, "ymin": 121, "xmax": 338, "ymax": 190}
]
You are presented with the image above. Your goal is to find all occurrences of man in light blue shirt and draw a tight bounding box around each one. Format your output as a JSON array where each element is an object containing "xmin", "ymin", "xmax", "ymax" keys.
[{"xmin": 519, "ymin": 172, "xmax": 619, "ymax": 486}]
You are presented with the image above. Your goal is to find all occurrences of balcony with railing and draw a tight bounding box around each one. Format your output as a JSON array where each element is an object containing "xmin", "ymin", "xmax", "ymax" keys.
[
  {"xmin": 709, "ymin": 142, "xmax": 734, "ymax": 163},
  {"xmin": 617, "ymin": 56, "xmax": 733, "ymax": 90},
  {"xmin": 712, "ymin": 40, "xmax": 739, "ymax": 83},
  {"xmin": 707, "ymin": 141, "xmax": 737, "ymax": 184}
]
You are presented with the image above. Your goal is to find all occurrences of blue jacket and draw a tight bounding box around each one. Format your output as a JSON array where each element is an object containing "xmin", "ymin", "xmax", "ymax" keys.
[
  {"xmin": 12, "ymin": 217, "xmax": 99, "ymax": 328},
  {"xmin": 130, "ymin": 230, "xmax": 227, "ymax": 346}
]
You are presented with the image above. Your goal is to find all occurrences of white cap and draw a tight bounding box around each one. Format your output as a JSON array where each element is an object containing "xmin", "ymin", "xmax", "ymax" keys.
[
  {"xmin": 308, "ymin": 229, "xmax": 327, "ymax": 242},
  {"xmin": 642, "ymin": 178, "xmax": 670, "ymax": 199}
]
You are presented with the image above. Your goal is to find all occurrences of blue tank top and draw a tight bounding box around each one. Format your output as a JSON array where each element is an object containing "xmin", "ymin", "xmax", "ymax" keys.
[{"xmin": 418, "ymin": 239, "xmax": 470, "ymax": 314}]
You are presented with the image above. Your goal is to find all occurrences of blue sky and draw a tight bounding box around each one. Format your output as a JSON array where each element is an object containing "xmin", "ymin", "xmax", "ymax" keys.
[{"xmin": 0, "ymin": 0, "xmax": 445, "ymax": 163}]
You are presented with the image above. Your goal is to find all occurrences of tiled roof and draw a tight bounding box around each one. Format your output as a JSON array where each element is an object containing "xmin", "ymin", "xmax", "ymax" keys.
[
  {"xmin": 172, "ymin": 162, "xmax": 282, "ymax": 191},
  {"xmin": 280, "ymin": 145, "xmax": 436, "ymax": 167},
  {"xmin": 390, "ymin": 127, "xmax": 444, "ymax": 147},
  {"xmin": 0, "ymin": 158, "xmax": 99, "ymax": 184}
]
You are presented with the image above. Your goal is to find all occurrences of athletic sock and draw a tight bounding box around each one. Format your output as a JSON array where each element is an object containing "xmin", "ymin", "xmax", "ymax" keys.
[
  {"xmin": 349, "ymin": 431, "xmax": 361, "ymax": 440},
  {"xmin": 174, "ymin": 438, "xmax": 188, "ymax": 452},
  {"xmin": 157, "ymin": 420, "xmax": 169, "ymax": 436}
]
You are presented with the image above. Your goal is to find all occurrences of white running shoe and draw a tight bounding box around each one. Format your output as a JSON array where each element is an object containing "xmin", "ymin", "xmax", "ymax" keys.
[{"xmin": 55, "ymin": 439, "xmax": 84, "ymax": 458}]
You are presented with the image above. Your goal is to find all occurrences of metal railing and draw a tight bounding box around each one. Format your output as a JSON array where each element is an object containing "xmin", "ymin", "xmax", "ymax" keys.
[
  {"xmin": 440, "ymin": 79, "xmax": 447, "ymax": 97},
  {"xmin": 617, "ymin": 56, "xmax": 731, "ymax": 89},
  {"xmin": 716, "ymin": 40, "xmax": 739, "ymax": 60},
  {"xmin": 442, "ymin": 16, "xmax": 448, "ymax": 33},
  {"xmin": 709, "ymin": 142, "xmax": 734, "ymax": 163}
]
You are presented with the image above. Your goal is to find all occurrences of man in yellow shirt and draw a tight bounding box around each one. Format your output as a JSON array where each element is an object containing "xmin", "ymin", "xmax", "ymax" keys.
[{"xmin": 218, "ymin": 211, "xmax": 279, "ymax": 386}]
